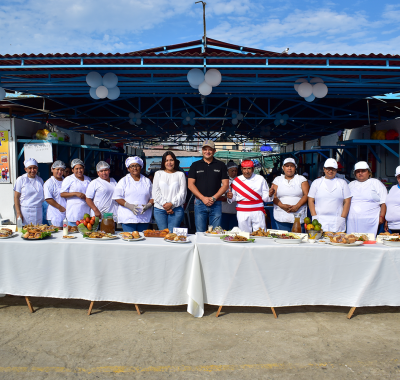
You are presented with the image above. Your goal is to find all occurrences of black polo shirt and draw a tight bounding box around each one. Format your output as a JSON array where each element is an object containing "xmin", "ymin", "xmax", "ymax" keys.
[{"xmin": 188, "ymin": 158, "xmax": 228, "ymax": 197}]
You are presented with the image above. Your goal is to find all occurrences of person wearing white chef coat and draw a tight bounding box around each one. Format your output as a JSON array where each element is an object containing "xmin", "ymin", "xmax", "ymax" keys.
[
  {"xmin": 347, "ymin": 161, "xmax": 387, "ymax": 235},
  {"xmin": 60, "ymin": 158, "xmax": 91, "ymax": 226},
  {"xmin": 43, "ymin": 160, "xmax": 67, "ymax": 227},
  {"xmin": 14, "ymin": 158, "xmax": 45, "ymax": 225},
  {"xmin": 113, "ymin": 156, "xmax": 154, "ymax": 232},
  {"xmin": 385, "ymin": 166, "xmax": 400, "ymax": 234},
  {"xmin": 308, "ymin": 158, "xmax": 352, "ymax": 232},
  {"xmin": 85, "ymin": 161, "xmax": 118, "ymax": 220},
  {"xmin": 272, "ymin": 158, "xmax": 309, "ymax": 232}
]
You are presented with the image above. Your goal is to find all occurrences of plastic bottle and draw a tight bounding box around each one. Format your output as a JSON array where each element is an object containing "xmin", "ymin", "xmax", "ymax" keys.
[
  {"xmin": 63, "ymin": 217, "xmax": 68, "ymax": 236},
  {"xmin": 17, "ymin": 217, "xmax": 23, "ymax": 233}
]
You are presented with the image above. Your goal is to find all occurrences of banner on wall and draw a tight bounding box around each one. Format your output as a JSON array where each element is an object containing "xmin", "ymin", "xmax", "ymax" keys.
[{"xmin": 0, "ymin": 130, "xmax": 10, "ymax": 183}]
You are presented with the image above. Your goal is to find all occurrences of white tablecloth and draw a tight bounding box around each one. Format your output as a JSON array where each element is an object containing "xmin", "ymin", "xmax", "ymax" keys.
[
  {"xmin": 188, "ymin": 233, "xmax": 400, "ymax": 317},
  {"xmin": 0, "ymin": 233, "xmax": 202, "ymax": 316}
]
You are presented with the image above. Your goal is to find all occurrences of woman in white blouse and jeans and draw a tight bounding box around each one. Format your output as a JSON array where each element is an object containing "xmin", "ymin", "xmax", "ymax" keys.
[{"xmin": 152, "ymin": 151, "xmax": 187, "ymax": 231}]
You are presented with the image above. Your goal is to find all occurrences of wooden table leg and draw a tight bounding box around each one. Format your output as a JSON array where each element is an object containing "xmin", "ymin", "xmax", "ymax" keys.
[
  {"xmin": 135, "ymin": 304, "xmax": 141, "ymax": 315},
  {"xmin": 216, "ymin": 305, "xmax": 223, "ymax": 317},
  {"xmin": 25, "ymin": 297, "xmax": 34, "ymax": 313},
  {"xmin": 87, "ymin": 301, "xmax": 95, "ymax": 316},
  {"xmin": 271, "ymin": 307, "xmax": 277, "ymax": 319},
  {"xmin": 347, "ymin": 307, "xmax": 356, "ymax": 319}
]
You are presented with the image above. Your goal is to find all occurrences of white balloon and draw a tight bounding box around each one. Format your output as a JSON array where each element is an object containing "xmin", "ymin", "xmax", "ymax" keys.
[
  {"xmin": 237, "ymin": 113, "xmax": 243, "ymax": 121},
  {"xmin": 0, "ymin": 87, "xmax": 6, "ymax": 100},
  {"xmin": 102, "ymin": 73, "xmax": 118, "ymax": 89},
  {"xmin": 310, "ymin": 77, "xmax": 324, "ymax": 84},
  {"xmin": 135, "ymin": 113, "xmax": 141, "ymax": 119},
  {"xmin": 298, "ymin": 82, "xmax": 313, "ymax": 98},
  {"xmin": 89, "ymin": 87, "xmax": 100, "ymax": 99},
  {"xmin": 280, "ymin": 119, "xmax": 284, "ymax": 123},
  {"xmin": 312, "ymin": 83, "xmax": 328, "ymax": 98},
  {"xmin": 190, "ymin": 83, "xmax": 199, "ymax": 89},
  {"xmin": 96, "ymin": 86, "xmax": 108, "ymax": 99},
  {"xmin": 205, "ymin": 69, "xmax": 222, "ymax": 87},
  {"xmin": 187, "ymin": 69, "xmax": 205, "ymax": 86},
  {"xmin": 136, "ymin": 119, "xmax": 142, "ymax": 125},
  {"xmin": 86, "ymin": 72, "xmax": 103, "ymax": 88},
  {"xmin": 129, "ymin": 113, "xmax": 135, "ymax": 119},
  {"xmin": 294, "ymin": 78, "xmax": 308, "ymax": 92},
  {"xmin": 232, "ymin": 118, "xmax": 238, "ymax": 125},
  {"xmin": 198, "ymin": 81, "xmax": 212, "ymax": 96},
  {"xmin": 129, "ymin": 119, "xmax": 135, "ymax": 125},
  {"xmin": 107, "ymin": 86, "xmax": 120, "ymax": 100}
]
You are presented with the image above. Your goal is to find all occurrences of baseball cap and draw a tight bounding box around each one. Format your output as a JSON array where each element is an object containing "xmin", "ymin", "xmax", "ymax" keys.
[
  {"xmin": 324, "ymin": 158, "xmax": 338, "ymax": 169},
  {"xmin": 283, "ymin": 158, "xmax": 297, "ymax": 167},
  {"xmin": 202, "ymin": 140, "xmax": 215, "ymax": 149},
  {"xmin": 354, "ymin": 161, "xmax": 370, "ymax": 171}
]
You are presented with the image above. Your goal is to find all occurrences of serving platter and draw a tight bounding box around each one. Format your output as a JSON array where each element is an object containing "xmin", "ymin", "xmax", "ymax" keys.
[
  {"xmin": 382, "ymin": 240, "xmax": 400, "ymax": 247},
  {"xmin": 164, "ymin": 238, "xmax": 191, "ymax": 244},
  {"xmin": 329, "ymin": 241, "xmax": 363, "ymax": 247},
  {"xmin": 223, "ymin": 239, "xmax": 254, "ymax": 243},
  {"xmin": 21, "ymin": 235, "xmax": 52, "ymax": 241},
  {"xmin": 84, "ymin": 235, "xmax": 119, "ymax": 240},
  {"xmin": 274, "ymin": 238, "xmax": 303, "ymax": 244},
  {"xmin": 122, "ymin": 236, "xmax": 146, "ymax": 242},
  {"xmin": 0, "ymin": 233, "xmax": 18, "ymax": 239}
]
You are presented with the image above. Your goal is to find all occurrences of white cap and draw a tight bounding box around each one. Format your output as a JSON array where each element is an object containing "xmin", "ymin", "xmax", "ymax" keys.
[
  {"xmin": 96, "ymin": 161, "xmax": 110, "ymax": 171},
  {"xmin": 396, "ymin": 166, "xmax": 400, "ymax": 177},
  {"xmin": 51, "ymin": 160, "xmax": 66, "ymax": 169},
  {"xmin": 71, "ymin": 158, "xmax": 84, "ymax": 168},
  {"xmin": 125, "ymin": 156, "xmax": 143, "ymax": 168},
  {"xmin": 324, "ymin": 158, "xmax": 338, "ymax": 169},
  {"xmin": 302, "ymin": 172, "xmax": 309, "ymax": 177},
  {"xmin": 354, "ymin": 161, "xmax": 370, "ymax": 171},
  {"xmin": 283, "ymin": 158, "xmax": 297, "ymax": 167},
  {"xmin": 24, "ymin": 158, "xmax": 38, "ymax": 168}
]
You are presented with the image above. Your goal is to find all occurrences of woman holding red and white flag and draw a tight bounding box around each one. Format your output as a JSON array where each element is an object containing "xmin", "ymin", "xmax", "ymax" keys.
[{"xmin": 227, "ymin": 160, "xmax": 275, "ymax": 232}]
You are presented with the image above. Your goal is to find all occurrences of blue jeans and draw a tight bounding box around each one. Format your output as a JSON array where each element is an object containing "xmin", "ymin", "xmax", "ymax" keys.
[
  {"xmin": 153, "ymin": 206, "xmax": 184, "ymax": 232},
  {"xmin": 194, "ymin": 199, "xmax": 222, "ymax": 232},
  {"xmin": 221, "ymin": 213, "xmax": 238, "ymax": 231},
  {"xmin": 122, "ymin": 223, "xmax": 149, "ymax": 233},
  {"xmin": 275, "ymin": 220, "xmax": 305, "ymax": 233}
]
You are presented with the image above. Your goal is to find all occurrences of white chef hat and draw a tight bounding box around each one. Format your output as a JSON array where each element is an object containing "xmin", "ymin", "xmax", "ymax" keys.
[
  {"xmin": 51, "ymin": 160, "xmax": 66, "ymax": 169},
  {"xmin": 302, "ymin": 172, "xmax": 309, "ymax": 177},
  {"xmin": 96, "ymin": 161, "xmax": 110, "ymax": 172},
  {"xmin": 125, "ymin": 156, "xmax": 143, "ymax": 168},
  {"xmin": 354, "ymin": 161, "xmax": 370, "ymax": 172},
  {"xmin": 24, "ymin": 158, "xmax": 38, "ymax": 168},
  {"xmin": 324, "ymin": 158, "xmax": 338, "ymax": 169},
  {"xmin": 282, "ymin": 158, "xmax": 297, "ymax": 167},
  {"xmin": 71, "ymin": 158, "xmax": 85, "ymax": 168},
  {"xmin": 395, "ymin": 166, "xmax": 400, "ymax": 177}
]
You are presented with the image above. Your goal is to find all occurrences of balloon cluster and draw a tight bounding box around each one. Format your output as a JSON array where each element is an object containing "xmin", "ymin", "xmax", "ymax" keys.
[
  {"xmin": 86, "ymin": 72, "xmax": 120, "ymax": 100},
  {"xmin": 232, "ymin": 110, "xmax": 244, "ymax": 125},
  {"xmin": 294, "ymin": 78, "xmax": 328, "ymax": 102},
  {"xmin": 187, "ymin": 69, "xmax": 222, "ymax": 96},
  {"xmin": 274, "ymin": 113, "xmax": 289, "ymax": 126},
  {"xmin": 0, "ymin": 87, "xmax": 5, "ymax": 100},
  {"xmin": 128, "ymin": 112, "xmax": 142, "ymax": 125},
  {"xmin": 182, "ymin": 111, "xmax": 195, "ymax": 126}
]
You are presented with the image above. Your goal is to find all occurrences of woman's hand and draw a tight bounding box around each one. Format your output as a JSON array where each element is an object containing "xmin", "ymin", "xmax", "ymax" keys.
[
  {"xmin": 94, "ymin": 209, "xmax": 102, "ymax": 218},
  {"xmin": 269, "ymin": 187, "xmax": 275, "ymax": 197},
  {"xmin": 166, "ymin": 209, "xmax": 174, "ymax": 215},
  {"xmin": 75, "ymin": 192, "xmax": 86, "ymax": 200},
  {"xmin": 58, "ymin": 206, "xmax": 66, "ymax": 213},
  {"xmin": 379, "ymin": 215, "xmax": 385, "ymax": 224},
  {"xmin": 163, "ymin": 202, "xmax": 173, "ymax": 211},
  {"xmin": 287, "ymin": 204, "xmax": 300, "ymax": 213},
  {"xmin": 279, "ymin": 204, "xmax": 292, "ymax": 212},
  {"xmin": 384, "ymin": 221, "xmax": 389, "ymax": 232}
]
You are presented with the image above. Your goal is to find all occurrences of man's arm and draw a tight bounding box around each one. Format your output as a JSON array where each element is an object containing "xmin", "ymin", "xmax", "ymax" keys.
[{"xmin": 213, "ymin": 179, "xmax": 229, "ymax": 200}]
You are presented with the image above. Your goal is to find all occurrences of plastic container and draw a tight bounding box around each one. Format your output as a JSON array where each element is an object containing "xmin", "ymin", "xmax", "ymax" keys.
[
  {"xmin": 291, "ymin": 213, "xmax": 302, "ymax": 233},
  {"xmin": 17, "ymin": 217, "xmax": 23, "ymax": 233},
  {"xmin": 100, "ymin": 213, "xmax": 115, "ymax": 234},
  {"xmin": 63, "ymin": 217, "xmax": 68, "ymax": 236}
]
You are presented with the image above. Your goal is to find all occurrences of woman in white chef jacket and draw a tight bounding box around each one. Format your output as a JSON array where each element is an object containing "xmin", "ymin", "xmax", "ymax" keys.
[
  {"xmin": 308, "ymin": 158, "xmax": 352, "ymax": 232},
  {"xmin": 43, "ymin": 160, "xmax": 67, "ymax": 227},
  {"xmin": 60, "ymin": 159, "xmax": 91, "ymax": 226},
  {"xmin": 272, "ymin": 158, "xmax": 309, "ymax": 232},
  {"xmin": 347, "ymin": 161, "xmax": 387, "ymax": 235},
  {"xmin": 14, "ymin": 158, "xmax": 45, "ymax": 225},
  {"xmin": 112, "ymin": 156, "xmax": 154, "ymax": 232},
  {"xmin": 85, "ymin": 161, "xmax": 118, "ymax": 220},
  {"xmin": 385, "ymin": 166, "xmax": 400, "ymax": 234}
]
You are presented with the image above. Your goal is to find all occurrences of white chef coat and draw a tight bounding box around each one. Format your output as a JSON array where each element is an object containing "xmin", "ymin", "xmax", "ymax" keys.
[
  {"xmin": 308, "ymin": 177, "xmax": 352, "ymax": 232},
  {"xmin": 85, "ymin": 177, "xmax": 118, "ymax": 221},
  {"xmin": 113, "ymin": 174, "xmax": 153, "ymax": 224},
  {"xmin": 60, "ymin": 174, "xmax": 91, "ymax": 223},
  {"xmin": 152, "ymin": 170, "xmax": 187, "ymax": 210},
  {"xmin": 228, "ymin": 174, "xmax": 272, "ymax": 232},
  {"xmin": 272, "ymin": 174, "xmax": 307, "ymax": 223},
  {"xmin": 222, "ymin": 176, "xmax": 237, "ymax": 214},
  {"xmin": 385, "ymin": 185, "xmax": 400, "ymax": 230},
  {"xmin": 14, "ymin": 173, "xmax": 45, "ymax": 225},
  {"xmin": 347, "ymin": 178, "xmax": 387, "ymax": 234},
  {"xmin": 43, "ymin": 176, "xmax": 66, "ymax": 226}
]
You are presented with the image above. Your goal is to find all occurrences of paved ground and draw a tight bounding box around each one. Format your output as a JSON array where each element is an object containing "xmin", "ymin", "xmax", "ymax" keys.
[{"xmin": 0, "ymin": 296, "xmax": 399, "ymax": 379}]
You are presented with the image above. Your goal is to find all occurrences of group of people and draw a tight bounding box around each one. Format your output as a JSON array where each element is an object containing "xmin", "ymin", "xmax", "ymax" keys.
[{"xmin": 12, "ymin": 142, "xmax": 400, "ymax": 236}]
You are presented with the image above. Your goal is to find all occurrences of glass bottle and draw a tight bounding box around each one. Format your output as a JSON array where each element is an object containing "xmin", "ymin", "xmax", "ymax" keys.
[{"xmin": 291, "ymin": 213, "xmax": 302, "ymax": 233}]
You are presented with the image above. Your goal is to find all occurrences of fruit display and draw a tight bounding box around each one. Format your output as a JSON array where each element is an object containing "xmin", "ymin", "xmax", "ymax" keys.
[
  {"xmin": 251, "ymin": 228, "xmax": 271, "ymax": 237},
  {"xmin": 305, "ymin": 218, "xmax": 322, "ymax": 232},
  {"xmin": 165, "ymin": 233, "xmax": 187, "ymax": 242},
  {"xmin": 143, "ymin": 229, "xmax": 169, "ymax": 238},
  {"xmin": 76, "ymin": 215, "xmax": 100, "ymax": 234},
  {"xmin": 23, "ymin": 224, "xmax": 59, "ymax": 233}
]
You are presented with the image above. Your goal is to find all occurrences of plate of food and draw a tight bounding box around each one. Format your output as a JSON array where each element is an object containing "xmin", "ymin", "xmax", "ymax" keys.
[
  {"xmin": 221, "ymin": 235, "xmax": 255, "ymax": 243},
  {"xmin": 143, "ymin": 229, "xmax": 169, "ymax": 238},
  {"xmin": 0, "ymin": 228, "xmax": 17, "ymax": 239},
  {"xmin": 23, "ymin": 224, "xmax": 59, "ymax": 233},
  {"xmin": 204, "ymin": 226, "xmax": 226, "ymax": 237},
  {"xmin": 68, "ymin": 225, "xmax": 79, "ymax": 234},
  {"xmin": 382, "ymin": 237, "xmax": 400, "ymax": 247},
  {"xmin": 62, "ymin": 235, "xmax": 77, "ymax": 240},
  {"xmin": 164, "ymin": 233, "xmax": 190, "ymax": 243},
  {"xmin": 83, "ymin": 232, "xmax": 119, "ymax": 240},
  {"xmin": 327, "ymin": 234, "xmax": 363, "ymax": 247},
  {"xmin": 21, "ymin": 229, "xmax": 52, "ymax": 240},
  {"xmin": 119, "ymin": 231, "xmax": 145, "ymax": 241},
  {"xmin": 273, "ymin": 233, "xmax": 304, "ymax": 244},
  {"xmin": 251, "ymin": 228, "xmax": 273, "ymax": 238}
]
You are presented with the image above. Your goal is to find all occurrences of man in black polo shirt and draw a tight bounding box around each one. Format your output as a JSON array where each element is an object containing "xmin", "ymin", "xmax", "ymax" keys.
[{"xmin": 188, "ymin": 140, "xmax": 229, "ymax": 232}]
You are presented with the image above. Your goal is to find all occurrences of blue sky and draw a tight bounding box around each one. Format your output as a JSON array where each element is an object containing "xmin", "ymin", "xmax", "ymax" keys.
[{"xmin": 0, "ymin": 0, "xmax": 399, "ymax": 55}]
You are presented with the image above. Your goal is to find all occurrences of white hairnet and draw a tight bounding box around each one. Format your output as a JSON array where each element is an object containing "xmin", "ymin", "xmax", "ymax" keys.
[
  {"xmin": 71, "ymin": 158, "xmax": 85, "ymax": 168},
  {"xmin": 125, "ymin": 156, "xmax": 143, "ymax": 168},
  {"xmin": 96, "ymin": 161, "xmax": 110, "ymax": 171},
  {"xmin": 24, "ymin": 158, "xmax": 38, "ymax": 168},
  {"xmin": 51, "ymin": 160, "xmax": 66, "ymax": 169}
]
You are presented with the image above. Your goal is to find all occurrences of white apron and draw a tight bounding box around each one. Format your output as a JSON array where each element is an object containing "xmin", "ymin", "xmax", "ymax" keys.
[
  {"xmin": 347, "ymin": 181, "xmax": 381, "ymax": 234},
  {"xmin": 313, "ymin": 178, "xmax": 347, "ymax": 232},
  {"xmin": 44, "ymin": 176, "xmax": 66, "ymax": 226}
]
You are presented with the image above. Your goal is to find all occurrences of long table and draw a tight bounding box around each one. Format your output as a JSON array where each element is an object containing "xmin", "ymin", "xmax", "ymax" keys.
[
  {"xmin": 187, "ymin": 233, "xmax": 400, "ymax": 317},
  {"xmin": 0, "ymin": 233, "xmax": 201, "ymax": 316}
]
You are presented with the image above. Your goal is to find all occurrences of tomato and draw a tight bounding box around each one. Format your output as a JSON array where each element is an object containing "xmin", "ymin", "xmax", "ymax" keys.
[
  {"xmin": 80, "ymin": 219, "xmax": 84, "ymax": 224},
  {"xmin": 87, "ymin": 223, "xmax": 92, "ymax": 230},
  {"xmin": 76, "ymin": 221, "xmax": 80, "ymax": 226},
  {"xmin": 85, "ymin": 217, "xmax": 90, "ymax": 223},
  {"xmin": 83, "ymin": 221, "xmax": 88, "ymax": 227}
]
